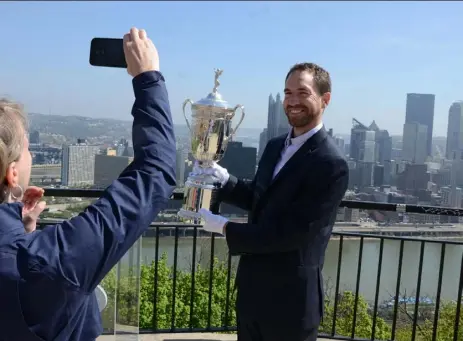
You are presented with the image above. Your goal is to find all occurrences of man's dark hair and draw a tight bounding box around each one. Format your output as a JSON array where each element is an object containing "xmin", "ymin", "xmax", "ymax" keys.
[{"xmin": 285, "ymin": 62, "xmax": 331, "ymax": 95}]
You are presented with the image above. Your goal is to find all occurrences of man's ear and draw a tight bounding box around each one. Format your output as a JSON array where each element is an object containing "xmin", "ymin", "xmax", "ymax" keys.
[
  {"xmin": 5, "ymin": 162, "xmax": 19, "ymax": 188},
  {"xmin": 322, "ymin": 92, "xmax": 331, "ymax": 108}
]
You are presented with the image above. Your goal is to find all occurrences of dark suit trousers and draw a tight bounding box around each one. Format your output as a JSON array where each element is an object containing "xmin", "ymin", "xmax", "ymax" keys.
[{"xmin": 237, "ymin": 316, "xmax": 318, "ymax": 341}]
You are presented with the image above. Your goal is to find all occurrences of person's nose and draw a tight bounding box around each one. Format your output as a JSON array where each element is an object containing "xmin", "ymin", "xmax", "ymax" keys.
[{"xmin": 287, "ymin": 95, "xmax": 299, "ymax": 106}]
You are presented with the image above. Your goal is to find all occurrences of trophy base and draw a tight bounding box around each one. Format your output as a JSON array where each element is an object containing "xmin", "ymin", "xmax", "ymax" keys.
[{"xmin": 177, "ymin": 174, "xmax": 221, "ymax": 222}]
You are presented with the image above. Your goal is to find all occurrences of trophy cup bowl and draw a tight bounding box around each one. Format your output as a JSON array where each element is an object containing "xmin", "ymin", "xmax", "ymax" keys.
[{"xmin": 178, "ymin": 69, "xmax": 245, "ymax": 221}]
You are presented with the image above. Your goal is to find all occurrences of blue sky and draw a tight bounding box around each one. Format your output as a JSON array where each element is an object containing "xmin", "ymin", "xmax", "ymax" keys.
[{"xmin": 1, "ymin": 1, "xmax": 462, "ymax": 136}]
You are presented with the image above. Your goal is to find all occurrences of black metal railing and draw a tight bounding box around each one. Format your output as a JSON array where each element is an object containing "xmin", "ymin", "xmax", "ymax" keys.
[{"xmin": 39, "ymin": 188, "xmax": 463, "ymax": 340}]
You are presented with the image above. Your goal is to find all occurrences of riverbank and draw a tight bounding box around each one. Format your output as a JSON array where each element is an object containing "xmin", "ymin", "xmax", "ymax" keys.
[
  {"xmin": 38, "ymin": 217, "xmax": 463, "ymax": 240},
  {"xmin": 143, "ymin": 226, "xmax": 463, "ymax": 240},
  {"xmin": 149, "ymin": 234, "xmax": 463, "ymax": 241}
]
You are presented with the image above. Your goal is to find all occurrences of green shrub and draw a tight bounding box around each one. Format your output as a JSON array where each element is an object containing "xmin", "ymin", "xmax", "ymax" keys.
[
  {"xmin": 320, "ymin": 291, "xmax": 391, "ymax": 340},
  {"xmin": 101, "ymin": 252, "xmax": 236, "ymax": 330}
]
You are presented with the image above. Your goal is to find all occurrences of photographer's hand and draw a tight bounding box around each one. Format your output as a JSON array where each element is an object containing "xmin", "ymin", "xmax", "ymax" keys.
[
  {"xmin": 123, "ymin": 27, "xmax": 160, "ymax": 77},
  {"xmin": 22, "ymin": 186, "xmax": 46, "ymax": 233}
]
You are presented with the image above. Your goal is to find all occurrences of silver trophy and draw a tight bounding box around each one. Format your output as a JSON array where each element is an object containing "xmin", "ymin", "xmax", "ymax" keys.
[{"xmin": 178, "ymin": 68, "xmax": 245, "ymax": 220}]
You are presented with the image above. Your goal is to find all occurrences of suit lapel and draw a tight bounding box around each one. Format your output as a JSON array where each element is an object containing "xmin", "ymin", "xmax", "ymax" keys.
[
  {"xmin": 257, "ymin": 136, "xmax": 286, "ymax": 192},
  {"xmin": 268, "ymin": 127, "xmax": 328, "ymax": 190}
]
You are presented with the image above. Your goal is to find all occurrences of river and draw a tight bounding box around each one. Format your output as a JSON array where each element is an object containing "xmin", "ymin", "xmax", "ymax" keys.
[{"xmin": 136, "ymin": 236, "xmax": 463, "ymax": 304}]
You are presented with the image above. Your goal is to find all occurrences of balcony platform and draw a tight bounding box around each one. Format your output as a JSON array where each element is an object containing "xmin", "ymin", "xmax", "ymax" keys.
[
  {"xmin": 38, "ymin": 189, "xmax": 463, "ymax": 341},
  {"xmin": 97, "ymin": 334, "xmax": 330, "ymax": 341}
]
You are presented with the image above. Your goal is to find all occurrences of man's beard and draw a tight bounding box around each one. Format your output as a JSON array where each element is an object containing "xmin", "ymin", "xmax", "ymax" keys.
[{"xmin": 285, "ymin": 106, "xmax": 316, "ymax": 128}]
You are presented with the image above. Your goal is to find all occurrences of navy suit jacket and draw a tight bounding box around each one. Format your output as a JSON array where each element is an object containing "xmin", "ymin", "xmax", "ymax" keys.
[
  {"xmin": 0, "ymin": 71, "xmax": 176, "ymax": 341},
  {"xmin": 219, "ymin": 127, "xmax": 348, "ymax": 331}
]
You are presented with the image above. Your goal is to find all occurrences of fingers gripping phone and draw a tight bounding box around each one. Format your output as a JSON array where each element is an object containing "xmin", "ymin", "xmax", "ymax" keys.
[{"xmin": 89, "ymin": 38, "xmax": 127, "ymax": 68}]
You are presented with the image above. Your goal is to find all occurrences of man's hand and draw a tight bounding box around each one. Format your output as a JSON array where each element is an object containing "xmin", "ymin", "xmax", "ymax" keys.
[
  {"xmin": 123, "ymin": 27, "xmax": 160, "ymax": 78},
  {"xmin": 21, "ymin": 186, "xmax": 47, "ymax": 233},
  {"xmin": 192, "ymin": 161, "xmax": 230, "ymax": 186},
  {"xmin": 198, "ymin": 208, "xmax": 228, "ymax": 235}
]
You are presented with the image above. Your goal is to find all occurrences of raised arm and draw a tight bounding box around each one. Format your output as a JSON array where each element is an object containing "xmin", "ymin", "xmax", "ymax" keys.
[{"xmin": 26, "ymin": 29, "xmax": 176, "ymax": 292}]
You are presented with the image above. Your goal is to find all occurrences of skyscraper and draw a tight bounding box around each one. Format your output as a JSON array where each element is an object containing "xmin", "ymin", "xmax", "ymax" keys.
[
  {"xmin": 29, "ymin": 130, "xmax": 40, "ymax": 144},
  {"xmin": 258, "ymin": 128, "xmax": 268, "ymax": 161},
  {"xmin": 402, "ymin": 122, "xmax": 428, "ymax": 164},
  {"xmin": 61, "ymin": 140, "xmax": 101, "ymax": 187},
  {"xmin": 266, "ymin": 93, "xmax": 290, "ymax": 141},
  {"xmin": 349, "ymin": 118, "xmax": 386, "ymax": 163},
  {"xmin": 445, "ymin": 101, "xmax": 463, "ymax": 159},
  {"xmin": 219, "ymin": 141, "xmax": 257, "ymax": 216},
  {"xmin": 375, "ymin": 129, "xmax": 392, "ymax": 164},
  {"xmin": 274, "ymin": 93, "xmax": 289, "ymax": 137},
  {"xmin": 267, "ymin": 94, "xmax": 277, "ymax": 140},
  {"xmin": 404, "ymin": 93, "xmax": 435, "ymax": 156},
  {"xmin": 349, "ymin": 118, "xmax": 392, "ymax": 189},
  {"xmin": 94, "ymin": 154, "xmax": 132, "ymax": 189},
  {"xmin": 175, "ymin": 146, "xmax": 186, "ymax": 186}
]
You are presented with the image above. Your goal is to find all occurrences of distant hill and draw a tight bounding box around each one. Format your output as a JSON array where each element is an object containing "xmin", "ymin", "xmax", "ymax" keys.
[
  {"xmin": 28, "ymin": 113, "xmax": 132, "ymax": 140},
  {"xmin": 28, "ymin": 113, "xmax": 264, "ymax": 146}
]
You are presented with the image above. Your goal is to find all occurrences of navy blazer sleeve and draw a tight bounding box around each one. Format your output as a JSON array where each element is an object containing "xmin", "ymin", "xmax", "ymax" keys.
[
  {"xmin": 225, "ymin": 158, "xmax": 348, "ymax": 255},
  {"xmin": 218, "ymin": 175, "xmax": 255, "ymax": 212},
  {"xmin": 218, "ymin": 140, "xmax": 273, "ymax": 211},
  {"xmin": 25, "ymin": 71, "xmax": 176, "ymax": 292}
]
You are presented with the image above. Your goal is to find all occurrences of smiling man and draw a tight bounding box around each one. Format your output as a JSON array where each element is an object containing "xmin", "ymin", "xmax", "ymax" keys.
[{"xmin": 195, "ymin": 62, "xmax": 349, "ymax": 341}]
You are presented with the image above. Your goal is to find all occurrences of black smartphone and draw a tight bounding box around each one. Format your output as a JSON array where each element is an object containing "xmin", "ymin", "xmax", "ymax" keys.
[{"xmin": 89, "ymin": 38, "xmax": 127, "ymax": 68}]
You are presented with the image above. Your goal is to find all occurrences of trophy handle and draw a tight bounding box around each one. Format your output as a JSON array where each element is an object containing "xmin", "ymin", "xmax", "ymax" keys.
[
  {"xmin": 182, "ymin": 99, "xmax": 193, "ymax": 132},
  {"xmin": 229, "ymin": 104, "xmax": 245, "ymax": 138}
]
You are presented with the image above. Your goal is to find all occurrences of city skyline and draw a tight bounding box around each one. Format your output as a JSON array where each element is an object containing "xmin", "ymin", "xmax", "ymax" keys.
[
  {"xmin": 24, "ymin": 108, "xmax": 456, "ymax": 139},
  {"xmin": 27, "ymin": 80, "xmax": 463, "ymax": 214},
  {"xmin": 1, "ymin": 2, "xmax": 463, "ymax": 135}
]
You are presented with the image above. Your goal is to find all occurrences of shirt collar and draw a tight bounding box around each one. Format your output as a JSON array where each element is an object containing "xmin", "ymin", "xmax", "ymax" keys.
[{"xmin": 284, "ymin": 123, "xmax": 324, "ymax": 148}]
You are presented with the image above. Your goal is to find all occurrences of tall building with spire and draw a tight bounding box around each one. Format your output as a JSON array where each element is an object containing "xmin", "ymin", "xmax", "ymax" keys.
[
  {"xmin": 446, "ymin": 101, "xmax": 463, "ymax": 159},
  {"xmin": 349, "ymin": 118, "xmax": 393, "ymax": 189},
  {"xmin": 266, "ymin": 93, "xmax": 290, "ymax": 142}
]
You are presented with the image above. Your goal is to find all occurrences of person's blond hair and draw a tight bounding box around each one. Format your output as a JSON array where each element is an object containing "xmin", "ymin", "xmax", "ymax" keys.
[{"xmin": 0, "ymin": 99, "xmax": 28, "ymax": 202}]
